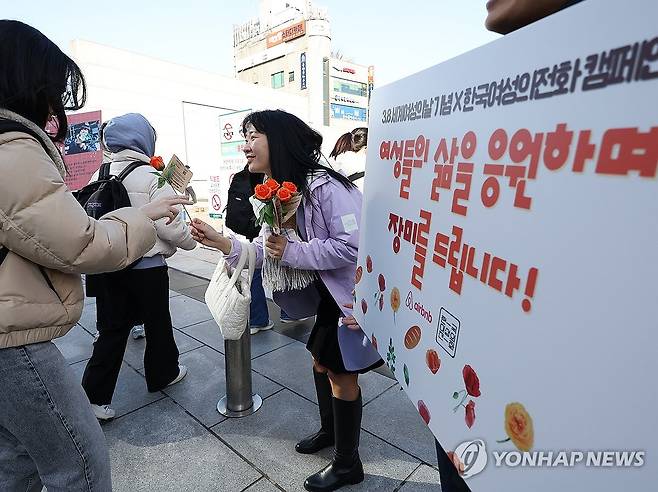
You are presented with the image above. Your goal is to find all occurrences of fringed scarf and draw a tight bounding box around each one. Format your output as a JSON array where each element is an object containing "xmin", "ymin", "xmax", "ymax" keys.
[{"xmin": 260, "ymin": 225, "xmax": 316, "ymax": 293}]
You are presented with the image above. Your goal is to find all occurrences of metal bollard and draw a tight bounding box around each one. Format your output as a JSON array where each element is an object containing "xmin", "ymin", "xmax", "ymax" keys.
[{"xmin": 217, "ymin": 324, "xmax": 262, "ymax": 418}]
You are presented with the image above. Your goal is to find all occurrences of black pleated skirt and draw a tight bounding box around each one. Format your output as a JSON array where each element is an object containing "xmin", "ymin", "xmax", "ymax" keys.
[{"xmin": 306, "ymin": 280, "xmax": 383, "ymax": 375}]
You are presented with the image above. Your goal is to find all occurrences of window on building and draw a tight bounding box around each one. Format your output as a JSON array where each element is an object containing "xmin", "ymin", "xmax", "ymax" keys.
[
  {"xmin": 289, "ymin": 71, "xmax": 295, "ymax": 82},
  {"xmin": 271, "ymin": 71, "xmax": 285, "ymax": 89}
]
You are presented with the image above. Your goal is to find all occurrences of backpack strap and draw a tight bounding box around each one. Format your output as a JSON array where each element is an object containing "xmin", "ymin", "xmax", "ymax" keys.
[
  {"xmin": 98, "ymin": 162, "xmax": 112, "ymax": 180},
  {"xmin": 348, "ymin": 171, "xmax": 365, "ymax": 182},
  {"xmin": 116, "ymin": 161, "xmax": 148, "ymax": 182}
]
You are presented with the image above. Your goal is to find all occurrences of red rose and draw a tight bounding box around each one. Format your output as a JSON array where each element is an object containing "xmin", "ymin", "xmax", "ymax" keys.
[
  {"xmin": 276, "ymin": 187, "xmax": 292, "ymax": 202},
  {"xmin": 465, "ymin": 400, "xmax": 476, "ymax": 428},
  {"xmin": 254, "ymin": 184, "xmax": 272, "ymax": 201},
  {"xmin": 150, "ymin": 155, "xmax": 165, "ymax": 171},
  {"xmin": 265, "ymin": 178, "xmax": 280, "ymax": 191},
  {"xmin": 282, "ymin": 181, "xmax": 297, "ymax": 193},
  {"xmin": 463, "ymin": 365, "xmax": 481, "ymax": 397}
]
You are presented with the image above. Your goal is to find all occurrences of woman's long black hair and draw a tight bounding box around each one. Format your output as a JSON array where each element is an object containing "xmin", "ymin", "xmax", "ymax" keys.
[
  {"xmin": 0, "ymin": 20, "xmax": 86, "ymax": 142},
  {"xmin": 241, "ymin": 110, "xmax": 355, "ymax": 199}
]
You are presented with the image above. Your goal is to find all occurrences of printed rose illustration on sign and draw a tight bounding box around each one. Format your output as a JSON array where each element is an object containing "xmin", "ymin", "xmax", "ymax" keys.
[
  {"xmin": 418, "ymin": 400, "xmax": 431, "ymax": 425},
  {"xmin": 355, "ymin": 266, "xmax": 363, "ymax": 284},
  {"xmin": 452, "ymin": 365, "xmax": 481, "ymax": 428},
  {"xmin": 463, "ymin": 365, "xmax": 481, "ymax": 397},
  {"xmin": 426, "ymin": 349, "xmax": 441, "ymax": 374},
  {"xmin": 390, "ymin": 287, "xmax": 400, "ymax": 324},
  {"xmin": 499, "ymin": 402, "xmax": 534, "ymax": 452},
  {"xmin": 465, "ymin": 400, "xmax": 476, "ymax": 429}
]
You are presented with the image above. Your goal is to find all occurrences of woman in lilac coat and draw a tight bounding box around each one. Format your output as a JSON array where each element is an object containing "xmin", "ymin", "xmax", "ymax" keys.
[{"xmin": 191, "ymin": 110, "xmax": 381, "ymax": 492}]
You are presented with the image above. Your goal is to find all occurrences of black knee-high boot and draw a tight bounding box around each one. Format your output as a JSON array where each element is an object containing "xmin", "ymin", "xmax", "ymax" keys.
[
  {"xmin": 296, "ymin": 369, "xmax": 335, "ymax": 454},
  {"xmin": 304, "ymin": 391, "xmax": 364, "ymax": 491}
]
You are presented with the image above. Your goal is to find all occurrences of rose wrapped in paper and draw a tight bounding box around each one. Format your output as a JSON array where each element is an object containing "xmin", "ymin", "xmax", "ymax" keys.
[
  {"xmin": 249, "ymin": 179, "xmax": 314, "ymax": 293},
  {"xmin": 148, "ymin": 155, "xmax": 195, "ymax": 215},
  {"xmin": 251, "ymin": 180, "xmax": 301, "ymax": 235}
]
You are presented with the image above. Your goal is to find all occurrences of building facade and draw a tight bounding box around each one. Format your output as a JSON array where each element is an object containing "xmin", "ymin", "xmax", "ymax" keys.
[
  {"xmin": 233, "ymin": 0, "xmax": 374, "ymax": 133},
  {"xmin": 69, "ymin": 39, "xmax": 309, "ymax": 225}
]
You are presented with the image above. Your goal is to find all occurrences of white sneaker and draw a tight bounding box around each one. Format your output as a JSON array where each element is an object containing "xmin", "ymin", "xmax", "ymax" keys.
[
  {"xmin": 250, "ymin": 320, "xmax": 275, "ymax": 335},
  {"xmin": 167, "ymin": 365, "xmax": 188, "ymax": 387},
  {"xmin": 91, "ymin": 404, "xmax": 116, "ymax": 421},
  {"xmin": 131, "ymin": 325, "xmax": 146, "ymax": 339}
]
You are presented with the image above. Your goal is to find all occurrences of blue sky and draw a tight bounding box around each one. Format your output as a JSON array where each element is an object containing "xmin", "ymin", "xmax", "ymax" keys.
[{"xmin": 5, "ymin": 0, "xmax": 499, "ymax": 86}]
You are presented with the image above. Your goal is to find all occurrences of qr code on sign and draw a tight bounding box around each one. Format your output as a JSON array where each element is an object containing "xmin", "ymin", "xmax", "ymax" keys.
[{"xmin": 436, "ymin": 308, "xmax": 460, "ymax": 358}]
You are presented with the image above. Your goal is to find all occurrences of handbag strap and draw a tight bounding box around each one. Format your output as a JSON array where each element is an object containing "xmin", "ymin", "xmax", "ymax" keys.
[
  {"xmin": 245, "ymin": 242, "xmax": 256, "ymax": 289},
  {"xmin": 224, "ymin": 242, "xmax": 249, "ymax": 291}
]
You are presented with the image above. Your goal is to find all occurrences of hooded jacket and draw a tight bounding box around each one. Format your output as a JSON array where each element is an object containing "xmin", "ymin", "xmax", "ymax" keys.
[{"xmin": 90, "ymin": 113, "xmax": 196, "ymax": 258}]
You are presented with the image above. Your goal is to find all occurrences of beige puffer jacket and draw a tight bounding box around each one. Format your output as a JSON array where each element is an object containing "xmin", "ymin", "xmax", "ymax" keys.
[{"xmin": 0, "ymin": 109, "xmax": 157, "ymax": 348}]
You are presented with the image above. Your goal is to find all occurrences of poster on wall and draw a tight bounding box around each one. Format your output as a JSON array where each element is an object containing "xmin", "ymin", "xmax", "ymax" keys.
[
  {"xmin": 355, "ymin": 1, "xmax": 657, "ymax": 491},
  {"xmin": 62, "ymin": 111, "xmax": 102, "ymax": 190},
  {"xmin": 209, "ymin": 109, "xmax": 251, "ymax": 227}
]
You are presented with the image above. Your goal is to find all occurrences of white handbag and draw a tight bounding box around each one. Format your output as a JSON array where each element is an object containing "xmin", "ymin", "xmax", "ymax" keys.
[{"xmin": 204, "ymin": 242, "xmax": 256, "ymax": 340}]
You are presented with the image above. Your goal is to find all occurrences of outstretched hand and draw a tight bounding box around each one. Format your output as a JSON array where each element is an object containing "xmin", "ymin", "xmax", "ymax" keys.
[
  {"xmin": 189, "ymin": 218, "xmax": 231, "ymax": 253},
  {"xmin": 341, "ymin": 303, "xmax": 361, "ymax": 331},
  {"xmin": 141, "ymin": 196, "xmax": 193, "ymax": 225},
  {"xmin": 447, "ymin": 451, "xmax": 466, "ymax": 476}
]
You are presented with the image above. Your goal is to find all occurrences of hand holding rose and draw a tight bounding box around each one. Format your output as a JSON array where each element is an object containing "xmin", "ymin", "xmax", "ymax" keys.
[
  {"xmin": 265, "ymin": 234, "xmax": 287, "ymax": 260},
  {"xmin": 189, "ymin": 218, "xmax": 232, "ymax": 254}
]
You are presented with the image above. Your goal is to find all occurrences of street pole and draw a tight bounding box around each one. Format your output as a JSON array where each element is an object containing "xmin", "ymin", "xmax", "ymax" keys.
[{"xmin": 217, "ymin": 324, "xmax": 262, "ymax": 417}]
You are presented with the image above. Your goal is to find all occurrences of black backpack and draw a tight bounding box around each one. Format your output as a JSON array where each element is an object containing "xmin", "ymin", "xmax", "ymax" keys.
[
  {"xmin": 73, "ymin": 161, "xmax": 146, "ymax": 219},
  {"xmin": 73, "ymin": 161, "xmax": 148, "ymax": 296},
  {"xmin": 225, "ymin": 169, "xmax": 262, "ymax": 240}
]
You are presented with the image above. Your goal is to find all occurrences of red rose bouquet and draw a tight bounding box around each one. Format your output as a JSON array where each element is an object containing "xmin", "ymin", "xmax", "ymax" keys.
[{"xmin": 251, "ymin": 179, "xmax": 302, "ymax": 235}]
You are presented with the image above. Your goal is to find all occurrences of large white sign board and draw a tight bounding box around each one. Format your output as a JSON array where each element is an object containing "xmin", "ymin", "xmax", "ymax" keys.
[{"xmin": 355, "ymin": 1, "xmax": 657, "ymax": 490}]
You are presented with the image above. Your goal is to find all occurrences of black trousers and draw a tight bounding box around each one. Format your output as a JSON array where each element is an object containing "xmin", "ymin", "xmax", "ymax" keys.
[{"xmin": 82, "ymin": 266, "xmax": 180, "ymax": 405}]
